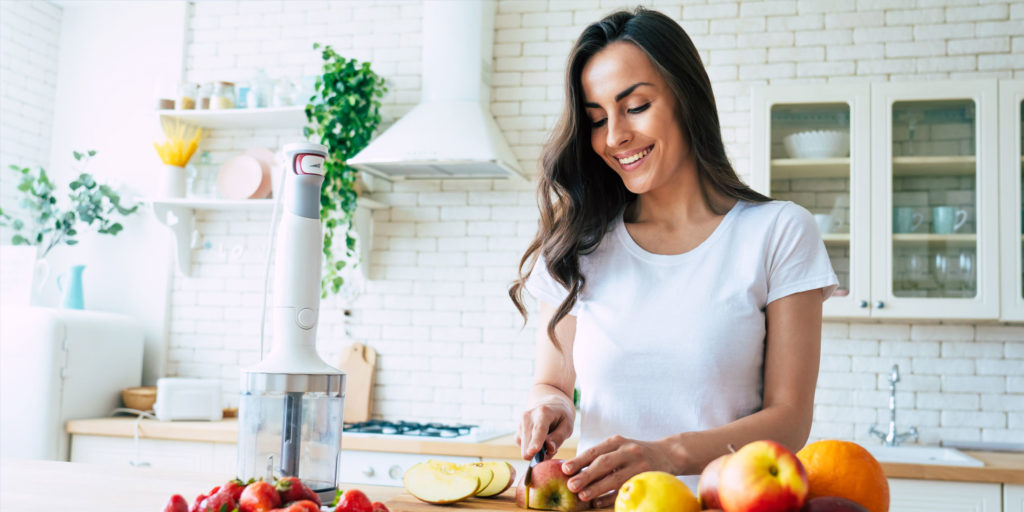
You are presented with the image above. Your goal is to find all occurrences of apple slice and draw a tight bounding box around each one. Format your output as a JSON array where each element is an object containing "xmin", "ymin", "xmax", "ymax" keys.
[
  {"xmin": 473, "ymin": 461, "xmax": 516, "ymax": 497},
  {"xmin": 403, "ymin": 461, "xmax": 480, "ymax": 505},
  {"xmin": 459, "ymin": 463, "xmax": 494, "ymax": 495}
]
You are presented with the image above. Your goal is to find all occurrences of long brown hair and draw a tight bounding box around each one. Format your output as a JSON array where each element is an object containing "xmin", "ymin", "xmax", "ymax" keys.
[{"xmin": 509, "ymin": 7, "xmax": 770, "ymax": 349}]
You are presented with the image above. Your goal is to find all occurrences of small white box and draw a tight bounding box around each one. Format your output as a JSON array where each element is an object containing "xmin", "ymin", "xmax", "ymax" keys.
[{"xmin": 154, "ymin": 378, "xmax": 223, "ymax": 421}]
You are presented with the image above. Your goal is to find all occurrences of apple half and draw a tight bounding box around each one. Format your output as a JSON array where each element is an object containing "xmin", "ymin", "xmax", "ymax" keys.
[
  {"xmin": 514, "ymin": 459, "xmax": 587, "ymax": 511},
  {"xmin": 403, "ymin": 460, "xmax": 480, "ymax": 505},
  {"xmin": 472, "ymin": 461, "xmax": 516, "ymax": 497}
]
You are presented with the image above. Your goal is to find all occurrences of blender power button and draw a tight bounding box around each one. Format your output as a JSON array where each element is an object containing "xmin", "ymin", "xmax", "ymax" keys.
[{"xmin": 297, "ymin": 308, "xmax": 317, "ymax": 329}]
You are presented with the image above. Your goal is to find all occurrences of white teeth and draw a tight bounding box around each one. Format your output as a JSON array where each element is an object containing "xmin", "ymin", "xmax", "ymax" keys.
[{"xmin": 618, "ymin": 147, "xmax": 651, "ymax": 165}]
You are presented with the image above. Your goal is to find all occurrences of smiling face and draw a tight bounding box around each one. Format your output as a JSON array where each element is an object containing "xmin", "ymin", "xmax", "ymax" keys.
[{"xmin": 581, "ymin": 41, "xmax": 693, "ymax": 196}]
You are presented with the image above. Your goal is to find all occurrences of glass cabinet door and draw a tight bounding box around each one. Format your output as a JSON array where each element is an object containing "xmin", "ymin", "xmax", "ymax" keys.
[
  {"xmin": 871, "ymin": 81, "xmax": 999, "ymax": 319},
  {"xmin": 999, "ymin": 80, "xmax": 1024, "ymax": 321},
  {"xmin": 752, "ymin": 85, "xmax": 871, "ymax": 318}
]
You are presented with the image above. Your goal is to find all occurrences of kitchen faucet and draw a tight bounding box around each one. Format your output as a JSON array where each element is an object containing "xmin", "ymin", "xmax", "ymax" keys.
[{"xmin": 869, "ymin": 364, "xmax": 919, "ymax": 446}]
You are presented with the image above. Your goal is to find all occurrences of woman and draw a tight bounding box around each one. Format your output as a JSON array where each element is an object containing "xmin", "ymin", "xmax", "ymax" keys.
[{"xmin": 508, "ymin": 7, "xmax": 838, "ymax": 506}]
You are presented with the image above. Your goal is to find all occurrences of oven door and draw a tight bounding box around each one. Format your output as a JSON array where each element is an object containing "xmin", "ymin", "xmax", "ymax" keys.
[{"xmin": 339, "ymin": 450, "xmax": 480, "ymax": 487}]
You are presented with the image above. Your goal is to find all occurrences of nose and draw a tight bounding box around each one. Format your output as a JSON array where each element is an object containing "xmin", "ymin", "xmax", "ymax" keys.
[{"xmin": 605, "ymin": 114, "xmax": 632, "ymax": 149}]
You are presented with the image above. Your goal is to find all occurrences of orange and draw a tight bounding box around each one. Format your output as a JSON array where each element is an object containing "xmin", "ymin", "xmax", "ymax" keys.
[{"xmin": 796, "ymin": 440, "xmax": 889, "ymax": 512}]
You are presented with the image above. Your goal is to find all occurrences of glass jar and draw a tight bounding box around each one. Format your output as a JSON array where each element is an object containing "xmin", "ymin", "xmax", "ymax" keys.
[
  {"xmin": 176, "ymin": 82, "xmax": 197, "ymax": 110},
  {"xmin": 197, "ymin": 82, "xmax": 212, "ymax": 110},
  {"xmin": 271, "ymin": 79, "xmax": 295, "ymax": 107},
  {"xmin": 190, "ymin": 151, "xmax": 217, "ymax": 198},
  {"xmin": 210, "ymin": 81, "xmax": 235, "ymax": 110}
]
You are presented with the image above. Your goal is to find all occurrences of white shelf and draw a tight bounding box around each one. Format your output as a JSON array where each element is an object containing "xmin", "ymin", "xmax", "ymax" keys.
[
  {"xmin": 822, "ymin": 233, "xmax": 851, "ymax": 243},
  {"xmin": 151, "ymin": 197, "xmax": 387, "ymax": 276},
  {"xmin": 771, "ymin": 158, "xmax": 850, "ymax": 179},
  {"xmin": 892, "ymin": 233, "xmax": 976, "ymax": 247},
  {"xmin": 155, "ymin": 106, "xmax": 308, "ymax": 130}
]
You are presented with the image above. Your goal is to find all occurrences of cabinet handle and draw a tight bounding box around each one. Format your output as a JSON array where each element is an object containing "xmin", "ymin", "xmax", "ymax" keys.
[
  {"xmin": 859, "ymin": 300, "xmax": 868, "ymax": 308},
  {"xmin": 875, "ymin": 301, "xmax": 885, "ymax": 309},
  {"xmin": 388, "ymin": 465, "xmax": 403, "ymax": 479},
  {"xmin": 362, "ymin": 466, "xmax": 375, "ymax": 477}
]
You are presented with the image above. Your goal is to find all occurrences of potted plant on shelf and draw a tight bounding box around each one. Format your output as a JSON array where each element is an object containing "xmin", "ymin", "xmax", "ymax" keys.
[
  {"xmin": 303, "ymin": 43, "xmax": 387, "ymax": 298},
  {"xmin": 0, "ymin": 150, "xmax": 141, "ymax": 306}
]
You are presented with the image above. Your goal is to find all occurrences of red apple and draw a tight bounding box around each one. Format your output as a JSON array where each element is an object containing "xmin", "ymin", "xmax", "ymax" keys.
[
  {"xmin": 697, "ymin": 453, "xmax": 730, "ymax": 509},
  {"xmin": 514, "ymin": 459, "xmax": 586, "ymax": 511},
  {"xmin": 718, "ymin": 440, "xmax": 808, "ymax": 512},
  {"xmin": 800, "ymin": 496, "xmax": 869, "ymax": 512}
]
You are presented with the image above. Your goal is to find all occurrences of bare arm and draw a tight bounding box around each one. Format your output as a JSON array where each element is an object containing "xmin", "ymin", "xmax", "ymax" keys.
[
  {"xmin": 516, "ymin": 301, "xmax": 578, "ymax": 460},
  {"xmin": 565, "ymin": 288, "xmax": 823, "ymax": 506}
]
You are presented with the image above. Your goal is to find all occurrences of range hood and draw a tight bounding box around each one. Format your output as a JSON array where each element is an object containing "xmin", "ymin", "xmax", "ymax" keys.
[{"xmin": 348, "ymin": 0, "xmax": 525, "ymax": 181}]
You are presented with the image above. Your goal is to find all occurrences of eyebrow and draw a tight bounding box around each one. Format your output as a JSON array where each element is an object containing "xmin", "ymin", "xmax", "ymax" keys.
[{"xmin": 584, "ymin": 82, "xmax": 654, "ymax": 108}]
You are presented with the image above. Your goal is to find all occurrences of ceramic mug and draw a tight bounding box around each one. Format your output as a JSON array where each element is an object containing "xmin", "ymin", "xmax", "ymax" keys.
[
  {"xmin": 932, "ymin": 206, "xmax": 968, "ymax": 234},
  {"xmin": 893, "ymin": 207, "xmax": 923, "ymax": 234},
  {"xmin": 813, "ymin": 213, "xmax": 842, "ymax": 235}
]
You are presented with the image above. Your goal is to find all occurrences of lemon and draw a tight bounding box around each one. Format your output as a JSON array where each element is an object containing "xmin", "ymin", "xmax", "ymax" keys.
[{"xmin": 614, "ymin": 471, "xmax": 700, "ymax": 512}]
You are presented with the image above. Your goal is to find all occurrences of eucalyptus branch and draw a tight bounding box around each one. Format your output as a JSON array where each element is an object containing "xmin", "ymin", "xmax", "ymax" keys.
[{"xmin": 0, "ymin": 150, "xmax": 140, "ymax": 259}]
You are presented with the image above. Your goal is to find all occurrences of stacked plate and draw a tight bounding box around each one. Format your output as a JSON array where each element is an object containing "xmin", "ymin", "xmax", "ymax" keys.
[
  {"xmin": 782, "ymin": 130, "xmax": 850, "ymax": 159},
  {"xmin": 217, "ymin": 147, "xmax": 275, "ymax": 199}
]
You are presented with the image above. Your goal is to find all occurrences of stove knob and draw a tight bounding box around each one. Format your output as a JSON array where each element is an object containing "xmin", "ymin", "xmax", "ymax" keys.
[
  {"xmin": 388, "ymin": 465, "xmax": 403, "ymax": 479},
  {"xmin": 362, "ymin": 466, "xmax": 375, "ymax": 477}
]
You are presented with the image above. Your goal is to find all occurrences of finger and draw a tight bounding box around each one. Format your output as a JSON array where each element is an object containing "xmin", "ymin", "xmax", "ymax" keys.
[
  {"xmin": 592, "ymin": 489, "xmax": 618, "ymax": 509},
  {"xmin": 573, "ymin": 452, "xmax": 623, "ymax": 501},
  {"xmin": 528, "ymin": 412, "xmax": 551, "ymax": 455},
  {"xmin": 518, "ymin": 412, "xmax": 533, "ymax": 459},
  {"xmin": 564, "ymin": 435, "xmax": 622, "ymax": 475}
]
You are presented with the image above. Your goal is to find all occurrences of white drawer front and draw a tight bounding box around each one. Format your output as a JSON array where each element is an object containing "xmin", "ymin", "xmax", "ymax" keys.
[{"xmin": 339, "ymin": 450, "xmax": 478, "ymax": 487}]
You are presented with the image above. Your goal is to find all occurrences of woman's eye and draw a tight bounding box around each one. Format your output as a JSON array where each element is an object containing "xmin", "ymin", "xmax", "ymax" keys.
[
  {"xmin": 591, "ymin": 118, "xmax": 607, "ymax": 128},
  {"xmin": 627, "ymin": 103, "xmax": 650, "ymax": 114}
]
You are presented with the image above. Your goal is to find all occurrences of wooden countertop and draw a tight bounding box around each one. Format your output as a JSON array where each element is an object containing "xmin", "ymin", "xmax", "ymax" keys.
[
  {"xmin": 66, "ymin": 418, "xmax": 1023, "ymax": 484},
  {"xmin": 0, "ymin": 459, "xmax": 404, "ymax": 512},
  {"xmin": 65, "ymin": 417, "xmax": 577, "ymax": 460}
]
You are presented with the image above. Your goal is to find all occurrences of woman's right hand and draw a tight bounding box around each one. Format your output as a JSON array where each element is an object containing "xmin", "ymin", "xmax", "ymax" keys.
[{"xmin": 516, "ymin": 392, "xmax": 576, "ymax": 460}]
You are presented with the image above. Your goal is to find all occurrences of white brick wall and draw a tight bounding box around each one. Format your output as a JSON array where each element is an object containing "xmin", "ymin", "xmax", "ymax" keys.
[
  {"xmin": 0, "ymin": 0, "xmax": 62, "ymax": 243},
  {"xmin": 167, "ymin": 0, "xmax": 1023, "ymax": 441}
]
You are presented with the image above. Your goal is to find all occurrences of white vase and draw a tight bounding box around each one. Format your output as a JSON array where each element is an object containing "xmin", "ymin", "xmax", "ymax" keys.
[{"xmin": 161, "ymin": 164, "xmax": 187, "ymax": 198}]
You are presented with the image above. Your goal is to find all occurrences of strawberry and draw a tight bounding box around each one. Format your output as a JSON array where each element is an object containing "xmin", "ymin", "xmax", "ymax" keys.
[
  {"xmin": 239, "ymin": 481, "xmax": 282, "ymax": 512},
  {"xmin": 191, "ymin": 486, "xmax": 219, "ymax": 512},
  {"xmin": 271, "ymin": 500, "xmax": 320, "ymax": 512},
  {"xmin": 221, "ymin": 479, "xmax": 248, "ymax": 502},
  {"xmin": 371, "ymin": 501, "xmax": 390, "ymax": 512},
  {"xmin": 198, "ymin": 487, "xmax": 238, "ymax": 512},
  {"xmin": 163, "ymin": 494, "xmax": 189, "ymax": 512},
  {"xmin": 275, "ymin": 476, "xmax": 321, "ymax": 506},
  {"xmin": 335, "ymin": 489, "xmax": 373, "ymax": 512}
]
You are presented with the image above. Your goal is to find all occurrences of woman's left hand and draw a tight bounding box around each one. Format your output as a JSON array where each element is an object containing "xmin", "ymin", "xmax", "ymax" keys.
[{"xmin": 562, "ymin": 435, "xmax": 681, "ymax": 509}]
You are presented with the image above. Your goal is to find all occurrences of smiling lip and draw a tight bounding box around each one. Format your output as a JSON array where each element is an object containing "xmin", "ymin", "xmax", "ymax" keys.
[{"xmin": 614, "ymin": 144, "xmax": 654, "ymax": 169}]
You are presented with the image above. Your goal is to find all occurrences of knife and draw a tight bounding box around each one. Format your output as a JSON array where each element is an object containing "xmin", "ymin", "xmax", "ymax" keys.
[{"xmin": 524, "ymin": 441, "xmax": 547, "ymax": 505}]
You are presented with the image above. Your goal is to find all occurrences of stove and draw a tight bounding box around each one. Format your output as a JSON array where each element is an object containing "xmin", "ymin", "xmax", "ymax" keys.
[
  {"xmin": 343, "ymin": 420, "xmax": 511, "ymax": 444},
  {"xmin": 338, "ymin": 420, "xmax": 517, "ymax": 487}
]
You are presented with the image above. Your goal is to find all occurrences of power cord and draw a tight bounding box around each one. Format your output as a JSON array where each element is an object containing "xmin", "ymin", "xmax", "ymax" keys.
[{"xmin": 110, "ymin": 407, "xmax": 157, "ymax": 467}]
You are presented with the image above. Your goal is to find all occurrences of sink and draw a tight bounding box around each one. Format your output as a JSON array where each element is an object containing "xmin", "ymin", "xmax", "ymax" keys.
[{"xmin": 863, "ymin": 445, "xmax": 984, "ymax": 467}]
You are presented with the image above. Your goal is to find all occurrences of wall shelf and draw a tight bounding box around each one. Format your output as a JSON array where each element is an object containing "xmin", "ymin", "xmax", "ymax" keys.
[
  {"xmin": 892, "ymin": 233, "xmax": 976, "ymax": 248},
  {"xmin": 822, "ymin": 233, "xmax": 851, "ymax": 243},
  {"xmin": 893, "ymin": 155, "xmax": 976, "ymax": 176},
  {"xmin": 151, "ymin": 197, "xmax": 387, "ymax": 276},
  {"xmin": 771, "ymin": 158, "xmax": 850, "ymax": 179},
  {"xmin": 155, "ymin": 105, "xmax": 308, "ymax": 130}
]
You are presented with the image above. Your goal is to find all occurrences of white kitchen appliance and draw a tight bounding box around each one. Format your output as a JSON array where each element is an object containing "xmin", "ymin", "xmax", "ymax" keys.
[
  {"xmin": 154, "ymin": 377, "xmax": 223, "ymax": 421},
  {"xmin": 236, "ymin": 142, "xmax": 345, "ymax": 503},
  {"xmin": 348, "ymin": 0, "xmax": 523, "ymax": 180},
  {"xmin": 0, "ymin": 307, "xmax": 144, "ymax": 461}
]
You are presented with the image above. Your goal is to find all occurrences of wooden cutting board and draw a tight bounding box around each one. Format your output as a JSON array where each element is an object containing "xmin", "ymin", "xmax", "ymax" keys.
[
  {"xmin": 338, "ymin": 342, "xmax": 376, "ymax": 422},
  {"xmin": 385, "ymin": 491, "xmax": 520, "ymax": 511}
]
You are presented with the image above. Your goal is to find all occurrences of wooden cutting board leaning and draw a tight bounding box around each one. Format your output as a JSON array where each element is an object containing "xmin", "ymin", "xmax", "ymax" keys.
[{"xmin": 337, "ymin": 342, "xmax": 376, "ymax": 422}]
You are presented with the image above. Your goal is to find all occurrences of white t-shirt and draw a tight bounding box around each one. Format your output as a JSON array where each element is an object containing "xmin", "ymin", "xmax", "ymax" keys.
[{"xmin": 525, "ymin": 200, "xmax": 838, "ymax": 491}]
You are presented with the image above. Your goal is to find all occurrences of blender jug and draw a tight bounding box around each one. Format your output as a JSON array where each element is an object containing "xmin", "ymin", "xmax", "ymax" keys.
[{"xmin": 237, "ymin": 142, "xmax": 346, "ymax": 502}]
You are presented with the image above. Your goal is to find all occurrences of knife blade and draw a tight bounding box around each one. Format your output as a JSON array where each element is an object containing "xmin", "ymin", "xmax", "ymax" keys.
[{"xmin": 524, "ymin": 442, "xmax": 547, "ymax": 487}]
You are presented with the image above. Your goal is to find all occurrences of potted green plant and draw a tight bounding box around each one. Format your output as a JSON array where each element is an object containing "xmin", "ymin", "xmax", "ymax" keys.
[
  {"xmin": 303, "ymin": 43, "xmax": 388, "ymax": 298},
  {"xmin": 0, "ymin": 150, "xmax": 141, "ymax": 299}
]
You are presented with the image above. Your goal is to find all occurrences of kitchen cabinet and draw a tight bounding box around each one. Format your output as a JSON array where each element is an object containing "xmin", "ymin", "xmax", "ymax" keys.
[
  {"xmin": 69, "ymin": 434, "xmax": 236, "ymax": 474},
  {"xmin": 889, "ymin": 478, "xmax": 1002, "ymax": 512},
  {"xmin": 752, "ymin": 80, "xmax": 1003, "ymax": 320},
  {"xmin": 1006, "ymin": 484, "xmax": 1024, "ymax": 512},
  {"xmin": 999, "ymin": 81, "xmax": 1024, "ymax": 321},
  {"xmin": 150, "ymin": 106, "xmax": 388, "ymax": 276}
]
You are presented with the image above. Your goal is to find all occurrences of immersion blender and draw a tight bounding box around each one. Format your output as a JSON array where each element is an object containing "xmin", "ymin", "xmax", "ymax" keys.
[{"xmin": 237, "ymin": 142, "xmax": 346, "ymax": 502}]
